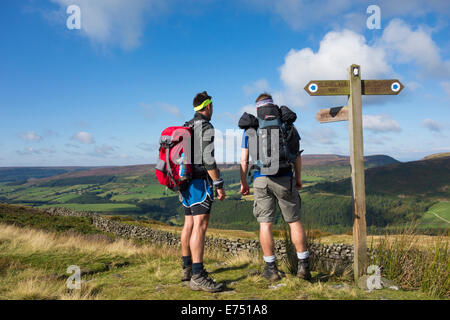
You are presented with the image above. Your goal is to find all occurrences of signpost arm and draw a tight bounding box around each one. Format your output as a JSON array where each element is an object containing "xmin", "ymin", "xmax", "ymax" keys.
[{"xmin": 347, "ymin": 64, "xmax": 368, "ymax": 282}]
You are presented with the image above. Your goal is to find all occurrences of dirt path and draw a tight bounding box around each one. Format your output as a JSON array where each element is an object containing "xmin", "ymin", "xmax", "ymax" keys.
[{"xmin": 429, "ymin": 210, "xmax": 450, "ymax": 224}]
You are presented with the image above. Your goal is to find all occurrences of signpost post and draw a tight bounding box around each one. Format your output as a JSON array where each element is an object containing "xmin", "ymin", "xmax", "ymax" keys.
[{"xmin": 304, "ymin": 64, "xmax": 404, "ymax": 282}]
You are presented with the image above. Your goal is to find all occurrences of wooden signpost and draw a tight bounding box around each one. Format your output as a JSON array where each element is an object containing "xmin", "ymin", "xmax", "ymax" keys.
[
  {"xmin": 315, "ymin": 106, "xmax": 349, "ymax": 123},
  {"xmin": 305, "ymin": 64, "xmax": 404, "ymax": 282}
]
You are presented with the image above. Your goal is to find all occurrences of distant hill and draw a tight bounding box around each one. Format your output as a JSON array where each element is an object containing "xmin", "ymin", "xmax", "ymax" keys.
[
  {"xmin": 20, "ymin": 154, "xmax": 398, "ymax": 185},
  {"xmin": 312, "ymin": 156, "xmax": 450, "ymax": 197},
  {"xmin": 0, "ymin": 167, "xmax": 93, "ymax": 184},
  {"xmin": 30, "ymin": 164, "xmax": 155, "ymax": 184},
  {"xmin": 301, "ymin": 154, "xmax": 399, "ymax": 167},
  {"xmin": 422, "ymin": 152, "xmax": 450, "ymax": 161}
]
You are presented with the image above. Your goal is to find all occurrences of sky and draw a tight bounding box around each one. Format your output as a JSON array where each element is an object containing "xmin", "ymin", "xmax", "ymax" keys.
[{"xmin": 0, "ymin": 0, "xmax": 449, "ymax": 166}]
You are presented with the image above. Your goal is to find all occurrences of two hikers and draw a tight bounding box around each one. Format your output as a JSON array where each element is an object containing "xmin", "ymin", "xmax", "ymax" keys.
[{"xmin": 162, "ymin": 90, "xmax": 310, "ymax": 293}]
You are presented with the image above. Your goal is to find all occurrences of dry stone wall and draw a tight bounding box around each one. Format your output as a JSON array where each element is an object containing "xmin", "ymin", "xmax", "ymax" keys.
[{"xmin": 45, "ymin": 207, "xmax": 355, "ymax": 272}]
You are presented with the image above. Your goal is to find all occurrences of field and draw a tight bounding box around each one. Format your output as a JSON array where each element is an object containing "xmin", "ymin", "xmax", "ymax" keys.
[
  {"xmin": 418, "ymin": 202, "xmax": 450, "ymax": 229},
  {"xmin": 0, "ymin": 223, "xmax": 442, "ymax": 300}
]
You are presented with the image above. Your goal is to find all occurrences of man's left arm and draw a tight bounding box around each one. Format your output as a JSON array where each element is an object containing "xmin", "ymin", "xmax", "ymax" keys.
[
  {"xmin": 202, "ymin": 123, "xmax": 226, "ymax": 200},
  {"xmin": 240, "ymin": 148, "xmax": 250, "ymax": 195}
]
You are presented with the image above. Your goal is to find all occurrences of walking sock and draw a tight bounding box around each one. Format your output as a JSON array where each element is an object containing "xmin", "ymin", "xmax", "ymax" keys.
[
  {"xmin": 192, "ymin": 262, "xmax": 204, "ymax": 275},
  {"xmin": 297, "ymin": 250, "xmax": 309, "ymax": 260},
  {"xmin": 263, "ymin": 255, "xmax": 276, "ymax": 266},
  {"xmin": 182, "ymin": 256, "xmax": 192, "ymax": 268}
]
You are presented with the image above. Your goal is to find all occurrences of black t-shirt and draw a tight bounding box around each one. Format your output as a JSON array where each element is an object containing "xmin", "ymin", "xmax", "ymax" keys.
[{"xmin": 184, "ymin": 112, "xmax": 217, "ymax": 179}]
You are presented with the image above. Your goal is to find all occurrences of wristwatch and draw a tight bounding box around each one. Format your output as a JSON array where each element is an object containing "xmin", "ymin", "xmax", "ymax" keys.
[{"xmin": 213, "ymin": 178, "xmax": 224, "ymax": 189}]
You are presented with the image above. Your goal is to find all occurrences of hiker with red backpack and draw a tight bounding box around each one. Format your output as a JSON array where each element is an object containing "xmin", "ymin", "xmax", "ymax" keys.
[
  {"xmin": 155, "ymin": 91, "xmax": 226, "ymax": 293},
  {"xmin": 239, "ymin": 93, "xmax": 311, "ymax": 282}
]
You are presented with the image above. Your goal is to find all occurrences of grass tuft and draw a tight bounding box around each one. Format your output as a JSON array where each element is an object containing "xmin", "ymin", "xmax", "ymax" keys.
[{"xmin": 370, "ymin": 222, "xmax": 449, "ymax": 298}]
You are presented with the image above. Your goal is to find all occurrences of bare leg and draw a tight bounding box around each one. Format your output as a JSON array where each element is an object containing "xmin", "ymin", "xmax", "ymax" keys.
[
  {"xmin": 181, "ymin": 215, "xmax": 194, "ymax": 257},
  {"xmin": 288, "ymin": 220, "xmax": 307, "ymax": 253},
  {"xmin": 259, "ymin": 222, "xmax": 275, "ymax": 257},
  {"xmin": 190, "ymin": 214, "xmax": 210, "ymax": 263}
]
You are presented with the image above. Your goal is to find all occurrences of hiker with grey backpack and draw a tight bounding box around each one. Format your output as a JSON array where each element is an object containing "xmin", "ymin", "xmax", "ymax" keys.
[{"xmin": 239, "ymin": 93, "xmax": 311, "ymax": 281}]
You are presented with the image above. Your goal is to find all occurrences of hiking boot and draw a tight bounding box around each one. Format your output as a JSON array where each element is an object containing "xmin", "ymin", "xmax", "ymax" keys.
[
  {"xmin": 189, "ymin": 269, "xmax": 224, "ymax": 293},
  {"xmin": 263, "ymin": 262, "xmax": 281, "ymax": 281},
  {"xmin": 181, "ymin": 265, "xmax": 192, "ymax": 282},
  {"xmin": 297, "ymin": 258, "xmax": 311, "ymax": 281}
]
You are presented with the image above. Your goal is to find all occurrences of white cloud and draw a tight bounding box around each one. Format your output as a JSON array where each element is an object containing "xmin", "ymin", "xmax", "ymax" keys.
[
  {"xmin": 137, "ymin": 142, "xmax": 158, "ymax": 152},
  {"xmin": 218, "ymin": 104, "xmax": 256, "ymax": 126},
  {"xmin": 363, "ymin": 115, "xmax": 401, "ymax": 133},
  {"xmin": 95, "ymin": 144, "xmax": 115, "ymax": 155},
  {"xmin": 16, "ymin": 147, "xmax": 56, "ymax": 155},
  {"xmin": 65, "ymin": 143, "xmax": 80, "ymax": 149},
  {"xmin": 243, "ymin": 0, "xmax": 353, "ymax": 31},
  {"xmin": 160, "ymin": 103, "xmax": 182, "ymax": 118},
  {"xmin": 217, "ymin": 112, "xmax": 239, "ymax": 125},
  {"xmin": 422, "ymin": 119, "xmax": 446, "ymax": 133},
  {"xmin": 239, "ymin": 104, "xmax": 257, "ymax": 116},
  {"xmin": 141, "ymin": 102, "xmax": 182, "ymax": 119},
  {"xmin": 50, "ymin": 0, "xmax": 166, "ymax": 50},
  {"xmin": 19, "ymin": 131, "xmax": 42, "ymax": 142},
  {"xmin": 243, "ymin": 79, "xmax": 270, "ymax": 96},
  {"xmin": 375, "ymin": 0, "xmax": 450, "ymax": 19},
  {"xmin": 366, "ymin": 136, "xmax": 385, "ymax": 145},
  {"xmin": 441, "ymin": 82, "xmax": 450, "ymax": 98},
  {"xmin": 407, "ymin": 81, "xmax": 422, "ymax": 91},
  {"xmin": 243, "ymin": 0, "xmax": 450, "ymax": 31},
  {"xmin": 64, "ymin": 150, "xmax": 81, "ymax": 156},
  {"xmin": 309, "ymin": 127, "xmax": 338, "ymax": 145},
  {"xmin": 380, "ymin": 19, "xmax": 450, "ymax": 78},
  {"xmin": 275, "ymin": 18, "xmax": 449, "ymax": 108},
  {"xmin": 278, "ymin": 29, "xmax": 391, "ymax": 108},
  {"xmin": 72, "ymin": 131, "xmax": 95, "ymax": 144},
  {"xmin": 75, "ymin": 121, "xmax": 89, "ymax": 128}
]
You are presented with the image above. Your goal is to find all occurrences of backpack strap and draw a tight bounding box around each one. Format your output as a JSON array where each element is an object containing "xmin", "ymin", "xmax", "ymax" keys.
[
  {"xmin": 155, "ymin": 158, "xmax": 167, "ymax": 173},
  {"xmin": 257, "ymin": 118, "xmax": 281, "ymax": 128},
  {"xmin": 185, "ymin": 118, "xmax": 206, "ymax": 129},
  {"xmin": 164, "ymin": 145, "xmax": 178, "ymax": 190}
]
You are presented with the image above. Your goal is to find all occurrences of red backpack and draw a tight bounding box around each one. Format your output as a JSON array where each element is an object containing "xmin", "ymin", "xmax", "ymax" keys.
[{"xmin": 155, "ymin": 126, "xmax": 193, "ymax": 191}]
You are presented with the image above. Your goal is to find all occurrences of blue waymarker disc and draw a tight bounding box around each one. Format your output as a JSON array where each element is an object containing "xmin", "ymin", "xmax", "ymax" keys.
[
  {"xmin": 309, "ymin": 83, "xmax": 318, "ymax": 93},
  {"xmin": 391, "ymin": 82, "xmax": 400, "ymax": 92}
]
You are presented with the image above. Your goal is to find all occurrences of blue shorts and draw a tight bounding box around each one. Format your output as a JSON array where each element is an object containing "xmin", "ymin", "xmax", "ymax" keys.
[{"xmin": 180, "ymin": 179, "xmax": 214, "ymax": 216}]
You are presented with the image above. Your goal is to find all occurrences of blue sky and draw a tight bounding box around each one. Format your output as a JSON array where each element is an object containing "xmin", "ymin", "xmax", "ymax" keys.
[{"xmin": 0, "ymin": 0, "xmax": 449, "ymax": 166}]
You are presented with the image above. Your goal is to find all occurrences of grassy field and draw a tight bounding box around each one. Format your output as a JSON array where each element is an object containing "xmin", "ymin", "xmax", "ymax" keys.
[
  {"xmin": 418, "ymin": 202, "xmax": 450, "ymax": 229},
  {"xmin": 0, "ymin": 203, "xmax": 101, "ymax": 235},
  {"xmin": 0, "ymin": 203, "xmax": 447, "ymax": 299},
  {"xmin": 0, "ymin": 223, "xmax": 442, "ymax": 300},
  {"xmin": 37, "ymin": 203, "xmax": 142, "ymax": 213}
]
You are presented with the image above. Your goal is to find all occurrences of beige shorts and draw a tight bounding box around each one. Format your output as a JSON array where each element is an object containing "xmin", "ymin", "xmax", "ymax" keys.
[{"xmin": 253, "ymin": 175, "xmax": 301, "ymax": 223}]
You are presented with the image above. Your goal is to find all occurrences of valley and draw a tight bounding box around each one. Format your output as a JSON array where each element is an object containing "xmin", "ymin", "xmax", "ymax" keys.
[{"xmin": 0, "ymin": 153, "xmax": 448, "ymax": 235}]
